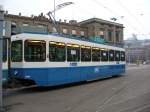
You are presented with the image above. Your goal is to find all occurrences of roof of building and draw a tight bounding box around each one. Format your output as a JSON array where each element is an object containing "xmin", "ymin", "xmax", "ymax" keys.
[
  {"xmin": 79, "ymin": 18, "xmax": 124, "ymax": 27},
  {"xmin": 4, "ymin": 14, "xmax": 50, "ymax": 22},
  {"xmin": 5, "ymin": 13, "xmax": 123, "ymax": 28}
]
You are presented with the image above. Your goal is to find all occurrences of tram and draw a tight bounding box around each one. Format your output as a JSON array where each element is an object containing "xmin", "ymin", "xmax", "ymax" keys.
[
  {"xmin": 10, "ymin": 33, "xmax": 126, "ymax": 87},
  {"xmin": 2, "ymin": 38, "xmax": 9, "ymax": 85}
]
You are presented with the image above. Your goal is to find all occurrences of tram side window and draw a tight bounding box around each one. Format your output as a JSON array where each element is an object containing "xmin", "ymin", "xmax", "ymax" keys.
[
  {"xmin": 11, "ymin": 40, "xmax": 22, "ymax": 62},
  {"xmin": 92, "ymin": 47, "xmax": 100, "ymax": 61},
  {"xmin": 67, "ymin": 44, "xmax": 80, "ymax": 62},
  {"xmin": 81, "ymin": 46, "xmax": 91, "ymax": 61},
  {"xmin": 115, "ymin": 51, "xmax": 120, "ymax": 61},
  {"xmin": 24, "ymin": 40, "xmax": 46, "ymax": 62},
  {"xmin": 3, "ymin": 39, "xmax": 7, "ymax": 62},
  {"xmin": 49, "ymin": 42, "xmax": 66, "ymax": 62},
  {"xmin": 101, "ymin": 49, "xmax": 108, "ymax": 61},
  {"xmin": 120, "ymin": 51, "xmax": 125, "ymax": 61},
  {"xmin": 109, "ymin": 50, "xmax": 114, "ymax": 61}
]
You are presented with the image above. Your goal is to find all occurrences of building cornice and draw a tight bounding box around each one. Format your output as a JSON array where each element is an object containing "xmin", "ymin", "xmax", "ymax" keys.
[{"xmin": 79, "ymin": 18, "xmax": 124, "ymax": 28}]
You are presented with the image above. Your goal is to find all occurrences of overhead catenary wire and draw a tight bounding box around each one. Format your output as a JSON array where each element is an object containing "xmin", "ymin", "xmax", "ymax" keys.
[
  {"xmin": 74, "ymin": 4, "xmax": 96, "ymax": 20},
  {"xmin": 91, "ymin": 0, "xmax": 142, "ymax": 33},
  {"xmin": 56, "ymin": 2, "xmax": 97, "ymax": 21},
  {"xmin": 116, "ymin": 0, "xmax": 145, "ymax": 31},
  {"xmin": 92, "ymin": 0, "xmax": 119, "ymax": 17},
  {"xmin": 54, "ymin": 0, "xmax": 142, "ymax": 35}
]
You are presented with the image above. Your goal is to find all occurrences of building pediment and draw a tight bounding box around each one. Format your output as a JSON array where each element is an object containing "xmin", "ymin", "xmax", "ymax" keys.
[{"xmin": 79, "ymin": 18, "xmax": 123, "ymax": 28}]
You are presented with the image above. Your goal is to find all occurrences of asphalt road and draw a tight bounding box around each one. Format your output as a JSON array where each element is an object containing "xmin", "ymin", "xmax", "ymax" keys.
[{"xmin": 3, "ymin": 65, "xmax": 150, "ymax": 112}]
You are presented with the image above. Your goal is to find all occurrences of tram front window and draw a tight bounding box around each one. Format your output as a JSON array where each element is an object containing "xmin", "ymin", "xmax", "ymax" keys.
[
  {"xmin": 115, "ymin": 51, "xmax": 120, "ymax": 61},
  {"xmin": 121, "ymin": 51, "xmax": 125, "ymax": 61},
  {"xmin": 49, "ymin": 41, "xmax": 66, "ymax": 62},
  {"xmin": 11, "ymin": 40, "xmax": 22, "ymax": 62},
  {"xmin": 3, "ymin": 39, "xmax": 7, "ymax": 62},
  {"xmin": 24, "ymin": 40, "xmax": 46, "ymax": 62}
]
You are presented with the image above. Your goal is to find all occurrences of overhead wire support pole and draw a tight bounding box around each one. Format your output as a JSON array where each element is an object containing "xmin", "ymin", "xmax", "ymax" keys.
[
  {"xmin": 54, "ymin": 0, "xmax": 55, "ymax": 18},
  {"xmin": 0, "ymin": 6, "xmax": 4, "ymax": 112}
]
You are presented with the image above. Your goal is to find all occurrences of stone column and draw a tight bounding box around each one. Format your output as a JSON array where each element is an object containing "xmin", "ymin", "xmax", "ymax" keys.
[
  {"xmin": 104, "ymin": 25, "xmax": 108, "ymax": 42},
  {"xmin": 112, "ymin": 24, "xmax": 116, "ymax": 44}
]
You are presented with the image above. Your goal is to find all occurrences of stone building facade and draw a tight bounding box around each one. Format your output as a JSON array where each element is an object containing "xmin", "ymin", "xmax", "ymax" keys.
[
  {"xmin": 125, "ymin": 38, "xmax": 150, "ymax": 63},
  {"xmin": 126, "ymin": 47, "xmax": 146, "ymax": 63},
  {"xmin": 4, "ymin": 13, "xmax": 124, "ymax": 46},
  {"xmin": 79, "ymin": 18, "xmax": 123, "ymax": 45}
]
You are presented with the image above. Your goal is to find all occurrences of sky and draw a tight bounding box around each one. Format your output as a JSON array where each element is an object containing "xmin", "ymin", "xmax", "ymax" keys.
[{"xmin": 1, "ymin": 0, "xmax": 150, "ymax": 40}]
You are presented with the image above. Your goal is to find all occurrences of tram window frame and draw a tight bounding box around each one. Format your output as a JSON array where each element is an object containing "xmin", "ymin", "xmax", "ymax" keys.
[
  {"xmin": 92, "ymin": 47, "xmax": 100, "ymax": 61},
  {"xmin": 24, "ymin": 40, "xmax": 46, "ymax": 62},
  {"xmin": 49, "ymin": 41, "xmax": 66, "ymax": 62},
  {"xmin": 120, "ymin": 51, "xmax": 125, "ymax": 61},
  {"xmin": 109, "ymin": 49, "xmax": 115, "ymax": 61},
  {"xmin": 101, "ymin": 49, "xmax": 108, "ymax": 61},
  {"xmin": 115, "ymin": 51, "xmax": 120, "ymax": 61},
  {"xmin": 67, "ymin": 44, "xmax": 80, "ymax": 62},
  {"xmin": 3, "ymin": 39, "xmax": 7, "ymax": 62},
  {"xmin": 11, "ymin": 40, "xmax": 23, "ymax": 62},
  {"xmin": 81, "ymin": 45, "xmax": 91, "ymax": 62}
]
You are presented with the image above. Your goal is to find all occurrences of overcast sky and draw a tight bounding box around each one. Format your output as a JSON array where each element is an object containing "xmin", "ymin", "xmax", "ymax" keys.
[{"xmin": 1, "ymin": 0, "xmax": 150, "ymax": 40}]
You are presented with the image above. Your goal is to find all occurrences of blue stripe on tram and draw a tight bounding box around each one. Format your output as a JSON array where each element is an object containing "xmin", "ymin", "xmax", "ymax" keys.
[
  {"xmin": 2, "ymin": 70, "xmax": 9, "ymax": 85},
  {"xmin": 11, "ymin": 64, "xmax": 125, "ymax": 86}
]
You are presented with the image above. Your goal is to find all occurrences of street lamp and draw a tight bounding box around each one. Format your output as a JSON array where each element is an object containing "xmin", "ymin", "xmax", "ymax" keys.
[
  {"xmin": 54, "ymin": 0, "xmax": 55, "ymax": 18},
  {"xmin": 47, "ymin": 2, "xmax": 74, "ymax": 33}
]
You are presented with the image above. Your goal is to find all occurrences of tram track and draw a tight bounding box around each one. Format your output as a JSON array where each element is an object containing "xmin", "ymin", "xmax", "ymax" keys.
[
  {"xmin": 4, "ymin": 65, "xmax": 150, "ymax": 112},
  {"xmin": 95, "ymin": 65, "xmax": 150, "ymax": 112}
]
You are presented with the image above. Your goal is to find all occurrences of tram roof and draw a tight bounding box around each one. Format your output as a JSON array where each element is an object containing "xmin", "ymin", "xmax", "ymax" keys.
[{"xmin": 11, "ymin": 33, "xmax": 125, "ymax": 51}]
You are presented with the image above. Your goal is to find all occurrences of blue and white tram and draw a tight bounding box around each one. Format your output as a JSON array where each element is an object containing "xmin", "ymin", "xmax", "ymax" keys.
[
  {"xmin": 2, "ymin": 39, "xmax": 9, "ymax": 85},
  {"xmin": 10, "ymin": 33, "xmax": 126, "ymax": 86}
]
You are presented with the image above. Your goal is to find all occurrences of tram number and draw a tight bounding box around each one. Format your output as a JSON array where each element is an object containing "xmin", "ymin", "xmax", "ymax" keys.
[
  {"xmin": 70, "ymin": 62, "xmax": 77, "ymax": 66},
  {"xmin": 116, "ymin": 61, "xmax": 119, "ymax": 64}
]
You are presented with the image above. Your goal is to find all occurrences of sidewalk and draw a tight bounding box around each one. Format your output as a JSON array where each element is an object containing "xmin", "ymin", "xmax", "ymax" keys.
[{"xmin": 126, "ymin": 63, "xmax": 150, "ymax": 70}]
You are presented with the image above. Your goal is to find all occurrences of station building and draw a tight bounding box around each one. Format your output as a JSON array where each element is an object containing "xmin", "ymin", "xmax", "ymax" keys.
[
  {"xmin": 125, "ymin": 38, "xmax": 150, "ymax": 63},
  {"xmin": 3, "ymin": 12, "xmax": 124, "ymax": 46}
]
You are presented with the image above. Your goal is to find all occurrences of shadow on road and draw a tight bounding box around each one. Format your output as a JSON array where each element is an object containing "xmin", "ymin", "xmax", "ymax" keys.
[{"xmin": 4, "ymin": 75, "xmax": 124, "ymax": 97}]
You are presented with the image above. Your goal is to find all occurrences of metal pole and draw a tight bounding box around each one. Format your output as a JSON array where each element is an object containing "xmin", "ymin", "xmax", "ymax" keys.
[
  {"xmin": 129, "ymin": 51, "xmax": 131, "ymax": 64},
  {"xmin": 0, "ymin": 6, "xmax": 4, "ymax": 111},
  {"xmin": 54, "ymin": 0, "xmax": 55, "ymax": 18}
]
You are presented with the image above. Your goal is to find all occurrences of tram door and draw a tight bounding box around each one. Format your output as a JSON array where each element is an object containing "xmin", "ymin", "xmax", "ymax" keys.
[
  {"xmin": 7, "ymin": 38, "xmax": 11, "ymax": 76},
  {"xmin": 2, "ymin": 37, "xmax": 10, "ymax": 83}
]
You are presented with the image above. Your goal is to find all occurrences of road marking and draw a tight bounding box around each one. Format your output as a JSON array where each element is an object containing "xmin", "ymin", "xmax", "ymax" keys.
[{"xmin": 133, "ymin": 104, "xmax": 150, "ymax": 112}]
